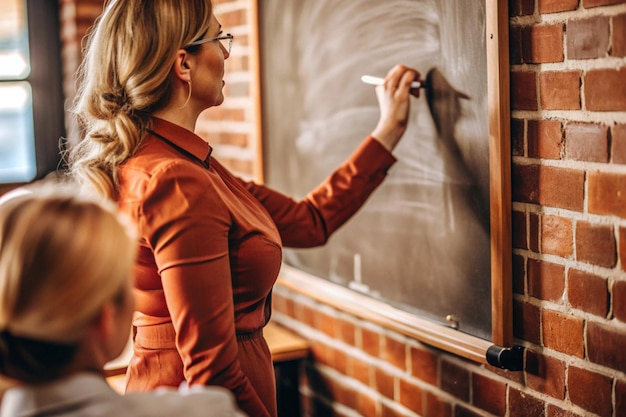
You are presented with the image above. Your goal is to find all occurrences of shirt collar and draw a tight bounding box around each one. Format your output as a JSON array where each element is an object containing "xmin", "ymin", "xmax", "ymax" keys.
[{"xmin": 148, "ymin": 117, "xmax": 213, "ymax": 167}]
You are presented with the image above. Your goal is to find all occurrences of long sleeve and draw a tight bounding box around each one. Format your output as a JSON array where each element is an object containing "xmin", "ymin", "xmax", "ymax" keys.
[
  {"xmin": 246, "ymin": 136, "xmax": 397, "ymax": 247},
  {"xmin": 138, "ymin": 161, "xmax": 270, "ymax": 417}
]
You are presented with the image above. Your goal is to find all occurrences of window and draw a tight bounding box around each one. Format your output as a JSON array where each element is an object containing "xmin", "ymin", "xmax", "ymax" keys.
[{"xmin": 0, "ymin": 0, "xmax": 64, "ymax": 185}]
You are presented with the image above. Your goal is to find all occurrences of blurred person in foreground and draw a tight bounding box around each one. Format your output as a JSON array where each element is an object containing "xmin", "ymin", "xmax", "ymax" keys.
[{"xmin": 0, "ymin": 182, "xmax": 245, "ymax": 417}]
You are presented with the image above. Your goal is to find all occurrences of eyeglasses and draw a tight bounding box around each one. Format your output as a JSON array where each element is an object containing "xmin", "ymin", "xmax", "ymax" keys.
[{"xmin": 185, "ymin": 33, "xmax": 233, "ymax": 53}]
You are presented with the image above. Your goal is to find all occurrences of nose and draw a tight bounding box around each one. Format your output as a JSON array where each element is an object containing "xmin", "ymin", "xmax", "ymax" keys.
[{"xmin": 221, "ymin": 42, "xmax": 230, "ymax": 59}]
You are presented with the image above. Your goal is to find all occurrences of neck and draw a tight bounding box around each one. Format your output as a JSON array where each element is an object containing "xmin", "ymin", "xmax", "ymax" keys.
[{"xmin": 151, "ymin": 107, "xmax": 200, "ymax": 133}]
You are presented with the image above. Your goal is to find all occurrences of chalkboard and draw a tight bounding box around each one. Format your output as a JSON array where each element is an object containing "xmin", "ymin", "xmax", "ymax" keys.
[{"xmin": 259, "ymin": 0, "xmax": 503, "ymax": 341}]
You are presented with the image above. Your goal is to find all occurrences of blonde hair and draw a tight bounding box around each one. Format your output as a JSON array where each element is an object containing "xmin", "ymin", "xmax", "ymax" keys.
[
  {"xmin": 0, "ymin": 181, "xmax": 137, "ymax": 381},
  {"xmin": 68, "ymin": 0, "xmax": 214, "ymax": 199}
]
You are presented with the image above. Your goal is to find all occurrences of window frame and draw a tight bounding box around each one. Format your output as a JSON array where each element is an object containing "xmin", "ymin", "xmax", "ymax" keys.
[{"xmin": 0, "ymin": 0, "xmax": 65, "ymax": 186}]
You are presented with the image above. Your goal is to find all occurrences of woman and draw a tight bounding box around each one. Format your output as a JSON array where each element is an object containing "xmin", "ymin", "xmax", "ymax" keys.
[
  {"xmin": 68, "ymin": 0, "xmax": 420, "ymax": 416},
  {"xmin": 0, "ymin": 182, "xmax": 244, "ymax": 417}
]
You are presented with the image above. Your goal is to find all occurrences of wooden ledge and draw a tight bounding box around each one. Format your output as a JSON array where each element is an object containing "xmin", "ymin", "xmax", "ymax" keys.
[{"xmin": 105, "ymin": 322, "xmax": 309, "ymax": 379}]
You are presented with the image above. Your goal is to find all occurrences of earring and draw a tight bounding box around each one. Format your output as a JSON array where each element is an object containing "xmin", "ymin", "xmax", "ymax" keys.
[{"xmin": 178, "ymin": 79, "xmax": 192, "ymax": 109}]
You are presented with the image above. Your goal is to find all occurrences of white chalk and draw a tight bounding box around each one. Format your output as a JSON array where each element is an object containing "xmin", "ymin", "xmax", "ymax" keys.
[{"xmin": 361, "ymin": 75, "xmax": 423, "ymax": 89}]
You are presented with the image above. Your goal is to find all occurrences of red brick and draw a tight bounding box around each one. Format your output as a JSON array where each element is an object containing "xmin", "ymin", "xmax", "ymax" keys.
[
  {"xmin": 374, "ymin": 368, "xmax": 394, "ymax": 399},
  {"xmin": 317, "ymin": 310, "xmax": 336, "ymax": 338},
  {"xmin": 583, "ymin": 0, "xmax": 626, "ymax": 6},
  {"xmin": 568, "ymin": 269, "xmax": 609, "ymax": 317},
  {"xmin": 587, "ymin": 321, "xmax": 626, "ymax": 372},
  {"xmin": 382, "ymin": 336, "xmax": 406, "ymax": 371},
  {"xmin": 398, "ymin": 377, "xmax": 423, "ymax": 414},
  {"xmin": 567, "ymin": 16, "xmax": 610, "ymax": 59},
  {"xmin": 612, "ymin": 124, "xmax": 626, "ymax": 164},
  {"xmin": 512, "ymin": 163, "xmax": 539, "ymax": 204},
  {"xmin": 360, "ymin": 327, "xmax": 380, "ymax": 357},
  {"xmin": 588, "ymin": 172, "xmax": 626, "ymax": 218},
  {"xmin": 522, "ymin": 24, "xmax": 565, "ymax": 63},
  {"xmin": 510, "ymin": 0, "xmax": 536, "ymax": 15},
  {"xmin": 310, "ymin": 343, "xmax": 332, "ymax": 368},
  {"xmin": 424, "ymin": 391, "xmax": 452, "ymax": 417},
  {"xmin": 207, "ymin": 131, "xmax": 249, "ymax": 147},
  {"xmin": 564, "ymin": 122, "xmax": 609, "ymax": 162},
  {"xmin": 613, "ymin": 14, "xmax": 626, "ymax": 57},
  {"xmin": 472, "ymin": 374, "xmax": 506, "ymax": 417},
  {"xmin": 612, "ymin": 279, "xmax": 626, "ymax": 322},
  {"xmin": 575, "ymin": 221, "xmax": 617, "ymax": 267},
  {"xmin": 348, "ymin": 356, "xmax": 371, "ymax": 386},
  {"xmin": 223, "ymin": 79, "xmax": 250, "ymax": 98},
  {"xmin": 509, "ymin": 388, "xmax": 545, "ymax": 417},
  {"xmin": 511, "ymin": 118, "xmax": 525, "ymax": 156},
  {"xmin": 584, "ymin": 68, "xmax": 626, "ymax": 111},
  {"xmin": 380, "ymin": 404, "xmax": 406, "ymax": 417},
  {"xmin": 206, "ymin": 106, "xmax": 245, "ymax": 121},
  {"xmin": 621, "ymin": 227, "xmax": 626, "ymax": 272},
  {"xmin": 330, "ymin": 347, "xmax": 348, "ymax": 374},
  {"xmin": 547, "ymin": 404, "xmax": 583, "ymax": 417},
  {"xmin": 513, "ymin": 211, "xmax": 528, "ymax": 250},
  {"xmin": 223, "ymin": 55, "xmax": 249, "ymax": 72},
  {"xmin": 530, "ymin": 212, "xmax": 541, "ymax": 252},
  {"xmin": 512, "ymin": 254, "xmax": 526, "ymax": 294},
  {"xmin": 299, "ymin": 304, "xmax": 316, "ymax": 326},
  {"xmin": 539, "ymin": 0, "xmax": 579, "ymax": 12},
  {"xmin": 541, "ymin": 215, "xmax": 574, "ymax": 257},
  {"xmin": 510, "ymin": 26, "xmax": 524, "ymax": 65},
  {"xmin": 336, "ymin": 317, "xmax": 356, "ymax": 346},
  {"xmin": 525, "ymin": 350, "xmax": 566, "ymax": 399},
  {"xmin": 542, "ymin": 309, "xmax": 584, "ymax": 357},
  {"xmin": 568, "ymin": 366, "xmax": 613, "ymax": 417},
  {"xmin": 440, "ymin": 360, "xmax": 469, "ymax": 401},
  {"xmin": 538, "ymin": 166, "xmax": 585, "ymax": 211},
  {"xmin": 511, "ymin": 71, "xmax": 538, "ymax": 111},
  {"xmin": 217, "ymin": 9, "xmax": 247, "ymax": 28},
  {"xmin": 528, "ymin": 119, "xmax": 563, "ymax": 159},
  {"xmin": 514, "ymin": 300, "xmax": 541, "ymax": 345},
  {"xmin": 355, "ymin": 392, "xmax": 377, "ymax": 417},
  {"xmin": 617, "ymin": 380, "xmax": 626, "ymax": 417},
  {"xmin": 317, "ymin": 372, "xmax": 350, "ymax": 406},
  {"xmin": 216, "ymin": 157, "xmax": 252, "ymax": 176},
  {"xmin": 455, "ymin": 406, "xmax": 484, "ymax": 417},
  {"xmin": 528, "ymin": 259, "xmax": 565, "ymax": 301},
  {"xmin": 539, "ymin": 71, "xmax": 581, "ymax": 110},
  {"xmin": 409, "ymin": 346, "xmax": 438, "ymax": 385}
]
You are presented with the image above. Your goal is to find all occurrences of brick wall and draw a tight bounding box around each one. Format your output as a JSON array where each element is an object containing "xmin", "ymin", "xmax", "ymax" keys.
[
  {"xmin": 60, "ymin": 0, "xmax": 260, "ymax": 179},
  {"xmin": 61, "ymin": 1, "xmax": 626, "ymax": 416}
]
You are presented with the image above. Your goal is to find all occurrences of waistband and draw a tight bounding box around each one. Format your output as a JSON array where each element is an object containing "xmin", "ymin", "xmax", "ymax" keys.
[{"xmin": 134, "ymin": 322, "xmax": 264, "ymax": 349}]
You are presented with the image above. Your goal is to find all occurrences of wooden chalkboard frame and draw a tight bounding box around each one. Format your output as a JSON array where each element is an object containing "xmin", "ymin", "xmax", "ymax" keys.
[{"xmin": 251, "ymin": 0, "xmax": 513, "ymax": 365}]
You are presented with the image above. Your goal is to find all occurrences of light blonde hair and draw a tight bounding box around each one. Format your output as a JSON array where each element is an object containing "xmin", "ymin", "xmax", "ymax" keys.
[
  {"xmin": 0, "ymin": 181, "xmax": 137, "ymax": 381},
  {"xmin": 68, "ymin": 0, "xmax": 214, "ymax": 199}
]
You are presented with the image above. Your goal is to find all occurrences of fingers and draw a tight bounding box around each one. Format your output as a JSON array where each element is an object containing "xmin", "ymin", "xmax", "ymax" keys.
[
  {"xmin": 382, "ymin": 65, "xmax": 421, "ymax": 98},
  {"xmin": 370, "ymin": 65, "xmax": 421, "ymax": 151}
]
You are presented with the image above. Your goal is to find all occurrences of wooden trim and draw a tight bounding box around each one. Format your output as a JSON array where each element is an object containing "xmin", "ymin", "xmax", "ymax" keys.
[
  {"xmin": 276, "ymin": 265, "xmax": 492, "ymax": 364},
  {"xmin": 486, "ymin": 0, "xmax": 512, "ymax": 347},
  {"xmin": 248, "ymin": 0, "xmax": 265, "ymax": 183}
]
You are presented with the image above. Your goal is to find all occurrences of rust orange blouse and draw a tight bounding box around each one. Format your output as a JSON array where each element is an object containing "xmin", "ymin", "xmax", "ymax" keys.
[{"xmin": 116, "ymin": 117, "xmax": 396, "ymax": 417}]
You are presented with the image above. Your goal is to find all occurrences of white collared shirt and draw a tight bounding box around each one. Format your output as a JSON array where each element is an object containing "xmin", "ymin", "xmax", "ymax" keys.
[{"xmin": 1, "ymin": 373, "xmax": 246, "ymax": 417}]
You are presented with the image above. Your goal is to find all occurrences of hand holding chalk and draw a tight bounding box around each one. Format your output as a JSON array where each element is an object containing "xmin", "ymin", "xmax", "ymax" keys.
[{"xmin": 367, "ymin": 65, "xmax": 420, "ymax": 151}]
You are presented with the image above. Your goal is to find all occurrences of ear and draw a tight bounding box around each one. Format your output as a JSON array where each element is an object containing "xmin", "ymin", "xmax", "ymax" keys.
[{"xmin": 173, "ymin": 49, "xmax": 193, "ymax": 82}]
